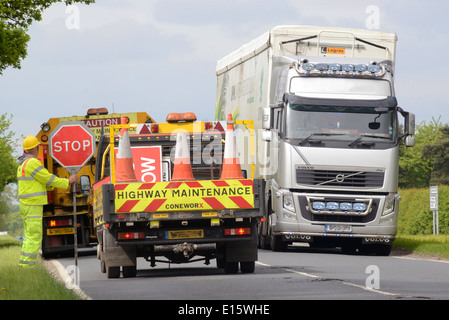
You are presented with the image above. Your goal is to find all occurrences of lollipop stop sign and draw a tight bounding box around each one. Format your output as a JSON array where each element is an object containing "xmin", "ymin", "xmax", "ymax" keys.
[{"xmin": 49, "ymin": 121, "xmax": 96, "ymax": 173}]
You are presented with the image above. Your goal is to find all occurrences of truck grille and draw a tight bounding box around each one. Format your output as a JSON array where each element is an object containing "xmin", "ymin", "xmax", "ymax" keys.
[{"xmin": 296, "ymin": 169, "xmax": 384, "ymax": 188}]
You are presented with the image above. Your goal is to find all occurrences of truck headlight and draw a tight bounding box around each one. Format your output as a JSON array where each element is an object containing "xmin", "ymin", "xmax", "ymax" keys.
[
  {"xmin": 382, "ymin": 195, "xmax": 395, "ymax": 216},
  {"xmin": 283, "ymin": 192, "xmax": 296, "ymax": 213}
]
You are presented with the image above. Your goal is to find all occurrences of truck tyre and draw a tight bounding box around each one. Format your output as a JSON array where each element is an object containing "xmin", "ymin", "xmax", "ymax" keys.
[
  {"xmin": 240, "ymin": 261, "xmax": 255, "ymax": 273},
  {"xmin": 360, "ymin": 244, "xmax": 392, "ymax": 256},
  {"xmin": 216, "ymin": 258, "xmax": 225, "ymax": 269},
  {"xmin": 374, "ymin": 244, "xmax": 392, "ymax": 256},
  {"xmin": 258, "ymin": 227, "xmax": 270, "ymax": 250},
  {"xmin": 106, "ymin": 266, "xmax": 120, "ymax": 279},
  {"xmin": 258, "ymin": 198, "xmax": 272, "ymax": 250},
  {"xmin": 224, "ymin": 262, "xmax": 239, "ymax": 274},
  {"xmin": 341, "ymin": 243, "xmax": 358, "ymax": 255},
  {"xmin": 271, "ymin": 234, "xmax": 287, "ymax": 252},
  {"xmin": 123, "ymin": 266, "xmax": 137, "ymax": 278},
  {"xmin": 100, "ymin": 260, "xmax": 106, "ymax": 273}
]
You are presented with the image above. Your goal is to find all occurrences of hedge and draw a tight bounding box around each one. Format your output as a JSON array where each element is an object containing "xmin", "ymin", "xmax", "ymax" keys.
[{"xmin": 398, "ymin": 186, "xmax": 449, "ymax": 235}]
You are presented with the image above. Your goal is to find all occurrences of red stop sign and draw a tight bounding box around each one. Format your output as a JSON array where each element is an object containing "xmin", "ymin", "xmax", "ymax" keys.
[{"xmin": 49, "ymin": 122, "xmax": 96, "ymax": 173}]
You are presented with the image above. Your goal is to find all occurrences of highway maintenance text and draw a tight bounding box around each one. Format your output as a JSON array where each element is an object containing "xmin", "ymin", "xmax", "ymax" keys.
[{"xmin": 116, "ymin": 186, "xmax": 252, "ymax": 200}]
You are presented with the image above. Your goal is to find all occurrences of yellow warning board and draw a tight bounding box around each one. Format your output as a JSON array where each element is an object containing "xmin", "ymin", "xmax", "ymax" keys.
[{"xmin": 114, "ymin": 179, "xmax": 255, "ymax": 213}]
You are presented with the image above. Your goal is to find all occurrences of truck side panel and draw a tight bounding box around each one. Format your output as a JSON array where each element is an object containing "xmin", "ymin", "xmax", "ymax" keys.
[{"xmin": 215, "ymin": 47, "xmax": 271, "ymax": 180}]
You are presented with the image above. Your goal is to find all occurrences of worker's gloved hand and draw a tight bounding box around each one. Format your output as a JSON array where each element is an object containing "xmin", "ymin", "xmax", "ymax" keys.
[{"xmin": 69, "ymin": 175, "xmax": 77, "ymax": 185}]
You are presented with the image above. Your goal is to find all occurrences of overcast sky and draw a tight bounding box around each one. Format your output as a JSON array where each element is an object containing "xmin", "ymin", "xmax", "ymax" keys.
[{"xmin": 1, "ymin": 0, "xmax": 448, "ymax": 153}]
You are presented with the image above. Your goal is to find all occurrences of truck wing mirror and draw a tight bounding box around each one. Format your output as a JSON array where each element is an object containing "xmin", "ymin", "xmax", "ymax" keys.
[
  {"xmin": 263, "ymin": 103, "xmax": 284, "ymax": 130},
  {"xmin": 397, "ymin": 107, "xmax": 415, "ymax": 136},
  {"xmin": 262, "ymin": 107, "xmax": 271, "ymax": 130},
  {"xmin": 262, "ymin": 130, "xmax": 272, "ymax": 142},
  {"xmin": 406, "ymin": 113, "xmax": 415, "ymax": 136},
  {"xmin": 80, "ymin": 175, "xmax": 91, "ymax": 196},
  {"xmin": 405, "ymin": 136, "xmax": 416, "ymax": 147}
]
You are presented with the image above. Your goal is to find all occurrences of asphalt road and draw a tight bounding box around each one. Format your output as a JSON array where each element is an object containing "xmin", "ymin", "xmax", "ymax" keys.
[{"xmin": 54, "ymin": 244, "xmax": 449, "ymax": 301}]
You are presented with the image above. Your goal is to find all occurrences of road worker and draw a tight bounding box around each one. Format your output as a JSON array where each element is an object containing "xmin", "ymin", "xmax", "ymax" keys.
[{"xmin": 17, "ymin": 135, "xmax": 77, "ymax": 268}]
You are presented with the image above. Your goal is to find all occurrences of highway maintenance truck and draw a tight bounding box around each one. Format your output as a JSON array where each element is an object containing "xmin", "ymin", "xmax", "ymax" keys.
[
  {"xmin": 215, "ymin": 25, "xmax": 415, "ymax": 255},
  {"xmin": 93, "ymin": 113, "xmax": 264, "ymax": 278},
  {"xmin": 34, "ymin": 108, "xmax": 156, "ymax": 257}
]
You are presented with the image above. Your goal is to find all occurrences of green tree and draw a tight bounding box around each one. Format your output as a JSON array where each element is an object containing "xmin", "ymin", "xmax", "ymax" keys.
[
  {"xmin": 0, "ymin": 0, "xmax": 95, "ymax": 74},
  {"xmin": 0, "ymin": 21, "xmax": 30, "ymax": 73},
  {"xmin": 422, "ymin": 125, "xmax": 449, "ymax": 185},
  {"xmin": 0, "ymin": 113, "xmax": 18, "ymax": 232},
  {"xmin": 399, "ymin": 117, "xmax": 443, "ymax": 188},
  {"xmin": 0, "ymin": 113, "xmax": 17, "ymax": 193}
]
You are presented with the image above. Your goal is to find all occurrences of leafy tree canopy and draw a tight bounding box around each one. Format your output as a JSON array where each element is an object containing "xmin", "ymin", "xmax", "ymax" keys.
[
  {"xmin": 422, "ymin": 125, "xmax": 449, "ymax": 185},
  {"xmin": 399, "ymin": 116, "xmax": 447, "ymax": 188},
  {"xmin": 0, "ymin": 0, "xmax": 95, "ymax": 74},
  {"xmin": 0, "ymin": 113, "xmax": 17, "ymax": 193}
]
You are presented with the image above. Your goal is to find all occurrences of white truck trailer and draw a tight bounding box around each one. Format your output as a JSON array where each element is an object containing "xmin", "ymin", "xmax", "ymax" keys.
[{"xmin": 215, "ymin": 25, "xmax": 415, "ymax": 255}]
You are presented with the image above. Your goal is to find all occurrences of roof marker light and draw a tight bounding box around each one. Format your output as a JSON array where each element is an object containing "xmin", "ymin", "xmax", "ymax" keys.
[
  {"xmin": 303, "ymin": 63, "xmax": 315, "ymax": 71},
  {"xmin": 343, "ymin": 64, "xmax": 355, "ymax": 72},
  {"xmin": 368, "ymin": 65, "xmax": 381, "ymax": 73},
  {"xmin": 316, "ymin": 63, "xmax": 329, "ymax": 71},
  {"xmin": 329, "ymin": 64, "xmax": 342, "ymax": 72},
  {"xmin": 355, "ymin": 64, "xmax": 368, "ymax": 72}
]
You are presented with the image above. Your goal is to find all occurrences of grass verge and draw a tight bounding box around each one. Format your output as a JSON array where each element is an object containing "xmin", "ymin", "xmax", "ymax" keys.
[
  {"xmin": 0, "ymin": 235, "xmax": 81, "ymax": 300},
  {"xmin": 393, "ymin": 234, "xmax": 449, "ymax": 259}
]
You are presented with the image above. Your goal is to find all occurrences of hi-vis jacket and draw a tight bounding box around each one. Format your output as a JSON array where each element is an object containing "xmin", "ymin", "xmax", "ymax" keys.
[{"xmin": 17, "ymin": 154, "xmax": 69, "ymax": 205}]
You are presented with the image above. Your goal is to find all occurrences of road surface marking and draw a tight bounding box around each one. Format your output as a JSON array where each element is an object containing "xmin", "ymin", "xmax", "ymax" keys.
[
  {"xmin": 256, "ymin": 261, "xmax": 400, "ymax": 297},
  {"xmin": 392, "ymin": 256, "xmax": 449, "ymax": 264}
]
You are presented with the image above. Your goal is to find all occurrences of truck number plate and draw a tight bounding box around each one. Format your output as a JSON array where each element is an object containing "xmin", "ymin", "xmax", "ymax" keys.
[
  {"xmin": 325, "ymin": 225, "xmax": 352, "ymax": 233},
  {"xmin": 165, "ymin": 229, "xmax": 204, "ymax": 240},
  {"xmin": 47, "ymin": 227, "xmax": 74, "ymax": 236}
]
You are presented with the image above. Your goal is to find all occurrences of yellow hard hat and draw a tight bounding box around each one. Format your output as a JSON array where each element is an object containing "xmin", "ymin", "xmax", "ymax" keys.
[{"xmin": 23, "ymin": 135, "xmax": 40, "ymax": 150}]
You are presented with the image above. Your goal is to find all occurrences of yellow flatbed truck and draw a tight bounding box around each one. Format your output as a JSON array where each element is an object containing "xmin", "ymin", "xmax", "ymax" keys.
[
  {"xmin": 93, "ymin": 114, "xmax": 265, "ymax": 278},
  {"xmin": 34, "ymin": 108, "xmax": 156, "ymax": 257}
]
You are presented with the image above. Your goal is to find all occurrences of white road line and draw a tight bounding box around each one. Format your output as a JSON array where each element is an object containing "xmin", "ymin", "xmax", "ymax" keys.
[
  {"xmin": 256, "ymin": 261, "xmax": 271, "ymax": 267},
  {"xmin": 256, "ymin": 261, "xmax": 400, "ymax": 297},
  {"xmin": 283, "ymin": 268, "xmax": 320, "ymax": 279},
  {"xmin": 341, "ymin": 281, "xmax": 400, "ymax": 297},
  {"xmin": 392, "ymin": 256, "xmax": 449, "ymax": 264}
]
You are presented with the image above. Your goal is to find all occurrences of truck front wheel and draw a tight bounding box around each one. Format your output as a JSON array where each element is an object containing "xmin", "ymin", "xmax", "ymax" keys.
[
  {"xmin": 270, "ymin": 234, "xmax": 287, "ymax": 252},
  {"xmin": 240, "ymin": 261, "xmax": 255, "ymax": 273},
  {"xmin": 106, "ymin": 266, "xmax": 120, "ymax": 279}
]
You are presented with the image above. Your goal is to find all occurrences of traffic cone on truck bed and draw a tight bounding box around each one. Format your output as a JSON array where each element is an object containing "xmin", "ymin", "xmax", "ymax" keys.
[
  {"xmin": 171, "ymin": 131, "xmax": 195, "ymax": 181},
  {"xmin": 220, "ymin": 114, "xmax": 244, "ymax": 180},
  {"xmin": 115, "ymin": 116, "xmax": 137, "ymax": 182}
]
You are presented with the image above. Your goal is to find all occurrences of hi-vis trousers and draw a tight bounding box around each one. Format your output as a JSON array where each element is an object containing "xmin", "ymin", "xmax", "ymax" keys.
[{"xmin": 18, "ymin": 203, "xmax": 43, "ymax": 268}]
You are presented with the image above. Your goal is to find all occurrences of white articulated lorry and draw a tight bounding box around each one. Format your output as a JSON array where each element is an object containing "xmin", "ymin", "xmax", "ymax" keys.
[{"xmin": 215, "ymin": 25, "xmax": 415, "ymax": 255}]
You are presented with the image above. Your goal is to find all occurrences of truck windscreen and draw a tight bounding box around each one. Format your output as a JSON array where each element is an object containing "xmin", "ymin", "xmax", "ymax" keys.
[{"xmin": 285, "ymin": 104, "xmax": 398, "ymax": 145}]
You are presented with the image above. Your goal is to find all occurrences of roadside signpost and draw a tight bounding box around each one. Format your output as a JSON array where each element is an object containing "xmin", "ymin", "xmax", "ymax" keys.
[
  {"xmin": 49, "ymin": 121, "xmax": 96, "ymax": 287},
  {"xmin": 430, "ymin": 186, "xmax": 439, "ymax": 235}
]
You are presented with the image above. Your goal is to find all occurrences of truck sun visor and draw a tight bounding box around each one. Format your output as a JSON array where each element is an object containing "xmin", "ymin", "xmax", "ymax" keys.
[{"xmin": 283, "ymin": 93, "xmax": 398, "ymax": 109}]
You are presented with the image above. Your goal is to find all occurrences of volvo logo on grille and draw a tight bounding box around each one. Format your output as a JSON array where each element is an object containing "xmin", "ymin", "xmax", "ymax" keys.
[{"xmin": 336, "ymin": 174, "xmax": 345, "ymax": 183}]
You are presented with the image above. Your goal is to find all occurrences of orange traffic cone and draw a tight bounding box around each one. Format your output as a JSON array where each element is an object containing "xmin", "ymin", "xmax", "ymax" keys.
[
  {"xmin": 220, "ymin": 114, "xmax": 244, "ymax": 180},
  {"xmin": 171, "ymin": 131, "xmax": 195, "ymax": 181},
  {"xmin": 115, "ymin": 116, "xmax": 137, "ymax": 182}
]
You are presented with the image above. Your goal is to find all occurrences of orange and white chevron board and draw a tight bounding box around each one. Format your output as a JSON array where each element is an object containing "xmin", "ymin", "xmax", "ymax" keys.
[{"xmin": 114, "ymin": 179, "xmax": 255, "ymax": 213}]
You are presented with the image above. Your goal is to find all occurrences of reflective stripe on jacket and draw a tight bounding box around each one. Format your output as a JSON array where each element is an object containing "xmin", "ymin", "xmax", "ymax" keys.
[{"xmin": 17, "ymin": 154, "xmax": 69, "ymax": 205}]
